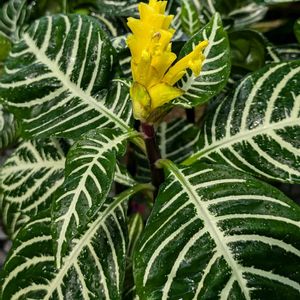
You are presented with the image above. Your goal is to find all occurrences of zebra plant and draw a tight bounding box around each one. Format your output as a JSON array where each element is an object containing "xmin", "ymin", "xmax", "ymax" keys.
[{"xmin": 0, "ymin": 0, "xmax": 300, "ymax": 299}]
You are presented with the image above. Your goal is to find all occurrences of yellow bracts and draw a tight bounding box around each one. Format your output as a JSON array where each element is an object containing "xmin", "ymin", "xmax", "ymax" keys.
[{"xmin": 127, "ymin": 0, "xmax": 208, "ymax": 122}]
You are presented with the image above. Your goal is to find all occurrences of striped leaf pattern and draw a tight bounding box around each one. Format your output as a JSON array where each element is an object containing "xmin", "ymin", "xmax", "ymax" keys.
[
  {"xmin": 180, "ymin": 0, "xmax": 202, "ymax": 37},
  {"xmin": 52, "ymin": 128, "xmax": 135, "ymax": 267},
  {"xmin": 0, "ymin": 184, "xmax": 151, "ymax": 300},
  {"xmin": 197, "ymin": 0, "xmax": 268, "ymax": 28},
  {"xmin": 175, "ymin": 13, "xmax": 231, "ymax": 108},
  {"xmin": 115, "ymin": 163, "xmax": 137, "ymax": 187},
  {"xmin": 0, "ymin": 138, "xmax": 67, "ymax": 238},
  {"xmin": 94, "ymin": 0, "xmax": 139, "ymax": 17},
  {"xmin": 135, "ymin": 118, "xmax": 199, "ymax": 183},
  {"xmin": 171, "ymin": 6, "xmax": 186, "ymax": 41},
  {"xmin": 158, "ymin": 118, "xmax": 200, "ymax": 163},
  {"xmin": 274, "ymin": 44, "xmax": 300, "ymax": 61},
  {"xmin": 0, "ymin": 15, "xmax": 134, "ymax": 139},
  {"xmin": 268, "ymin": 44, "xmax": 300, "ymax": 62},
  {"xmin": 91, "ymin": 13, "xmax": 120, "ymax": 38},
  {"xmin": 0, "ymin": 0, "xmax": 33, "ymax": 42},
  {"xmin": 228, "ymin": 3, "xmax": 268, "ymax": 28},
  {"xmin": 0, "ymin": 104, "xmax": 20, "ymax": 150},
  {"xmin": 123, "ymin": 213, "xmax": 144, "ymax": 300},
  {"xmin": 187, "ymin": 61, "xmax": 300, "ymax": 184},
  {"xmin": 134, "ymin": 160, "xmax": 300, "ymax": 299},
  {"xmin": 127, "ymin": 213, "xmax": 144, "ymax": 261}
]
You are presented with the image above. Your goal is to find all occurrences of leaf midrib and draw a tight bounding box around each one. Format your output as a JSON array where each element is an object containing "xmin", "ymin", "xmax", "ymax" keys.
[
  {"xmin": 187, "ymin": 117, "xmax": 300, "ymax": 163},
  {"xmin": 162, "ymin": 160, "xmax": 251, "ymax": 300},
  {"xmin": 45, "ymin": 184, "xmax": 151, "ymax": 299},
  {"xmin": 23, "ymin": 32, "xmax": 130, "ymax": 133},
  {"xmin": 55, "ymin": 131, "xmax": 134, "ymax": 267}
]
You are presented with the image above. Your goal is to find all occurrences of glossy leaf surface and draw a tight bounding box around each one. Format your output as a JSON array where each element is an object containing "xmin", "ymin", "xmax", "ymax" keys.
[
  {"xmin": 135, "ymin": 161, "xmax": 300, "ymax": 299},
  {"xmin": 176, "ymin": 13, "xmax": 231, "ymax": 107},
  {"xmin": 0, "ymin": 15, "xmax": 133, "ymax": 139},
  {"xmin": 188, "ymin": 61, "xmax": 300, "ymax": 183}
]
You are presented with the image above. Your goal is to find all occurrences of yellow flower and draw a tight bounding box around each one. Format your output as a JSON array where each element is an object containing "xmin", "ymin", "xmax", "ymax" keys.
[{"xmin": 127, "ymin": 0, "xmax": 208, "ymax": 122}]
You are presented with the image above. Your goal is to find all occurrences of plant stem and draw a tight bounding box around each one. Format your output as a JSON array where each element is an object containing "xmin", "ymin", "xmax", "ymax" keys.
[
  {"xmin": 62, "ymin": 0, "xmax": 68, "ymax": 14},
  {"xmin": 141, "ymin": 123, "xmax": 164, "ymax": 198},
  {"xmin": 186, "ymin": 108, "xmax": 195, "ymax": 123}
]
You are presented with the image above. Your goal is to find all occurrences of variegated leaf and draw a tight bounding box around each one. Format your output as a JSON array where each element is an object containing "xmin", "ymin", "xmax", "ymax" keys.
[
  {"xmin": 52, "ymin": 128, "xmax": 137, "ymax": 267},
  {"xmin": 158, "ymin": 118, "xmax": 200, "ymax": 163},
  {"xmin": 0, "ymin": 184, "xmax": 150, "ymax": 300},
  {"xmin": 0, "ymin": 104, "xmax": 20, "ymax": 150},
  {"xmin": 135, "ymin": 118, "xmax": 199, "ymax": 183},
  {"xmin": 123, "ymin": 213, "xmax": 144, "ymax": 300},
  {"xmin": 175, "ymin": 13, "xmax": 231, "ymax": 108},
  {"xmin": 0, "ymin": 138, "xmax": 67, "ymax": 238},
  {"xmin": 194, "ymin": 0, "xmax": 267, "ymax": 27},
  {"xmin": 94, "ymin": 0, "xmax": 139, "ymax": 17},
  {"xmin": 91, "ymin": 11, "xmax": 127, "ymax": 39},
  {"xmin": 180, "ymin": 0, "xmax": 202, "ymax": 37},
  {"xmin": 115, "ymin": 163, "xmax": 137, "ymax": 187},
  {"xmin": 127, "ymin": 213, "xmax": 144, "ymax": 260},
  {"xmin": 0, "ymin": 15, "xmax": 134, "ymax": 139},
  {"xmin": 172, "ymin": 6, "xmax": 186, "ymax": 41},
  {"xmin": 228, "ymin": 3, "xmax": 268, "ymax": 28},
  {"xmin": 187, "ymin": 61, "xmax": 300, "ymax": 183},
  {"xmin": 134, "ymin": 160, "xmax": 300, "ymax": 299},
  {"xmin": 0, "ymin": 0, "xmax": 33, "ymax": 42},
  {"xmin": 267, "ymin": 44, "xmax": 300, "ymax": 62}
]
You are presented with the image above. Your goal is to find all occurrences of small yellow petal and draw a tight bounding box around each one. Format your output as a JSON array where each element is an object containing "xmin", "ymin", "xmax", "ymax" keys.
[
  {"xmin": 130, "ymin": 82, "xmax": 151, "ymax": 121},
  {"xmin": 148, "ymin": 83, "xmax": 184, "ymax": 109},
  {"xmin": 127, "ymin": 1, "xmax": 208, "ymax": 121},
  {"xmin": 163, "ymin": 40, "xmax": 208, "ymax": 85}
]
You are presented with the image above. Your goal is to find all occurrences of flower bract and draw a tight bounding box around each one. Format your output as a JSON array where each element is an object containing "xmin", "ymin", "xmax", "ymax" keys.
[{"xmin": 127, "ymin": 0, "xmax": 208, "ymax": 122}]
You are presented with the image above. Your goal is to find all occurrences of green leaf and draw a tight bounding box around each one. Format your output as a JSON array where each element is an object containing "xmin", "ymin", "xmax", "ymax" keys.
[
  {"xmin": 115, "ymin": 163, "xmax": 137, "ymax": 187},
  {"xmin": 52, "ymin": 128, "xmax": 136, "ymax": 267},
  {"xmin": 172, "ymin": 6, "xmax": 186, "ymax": 42},
  {"xmin": 135, "ymin": 118, "xmax": 199, "ymax": 183},
  {"xmin": 94, "ymin": 0, "xmax": 139, "ymax": 17},
  {"xmin": 295, "ymin": 19, "xmax": 300, "ymax": 44},
  {"xmin": 127, "ymin": 213, "xmax": 144, "ymax": 260},
  {"xmin": 134, "ymin": 160, "xmax": 300, "ymax": 299},
  {"xmin": 0, "ymin": 184, "xmax": 151, "ymax": 300},
  {"xmin": 267, "ymin": 44, "xmax": 300, "ymax": 62},
  {"xmin": 0, "ymin": 15, "xmax": 134, "ymax": 139},
  {"xmin": 197, "ymin": 0, "xmax": 268, "ymax": 28},
  {"xmin": 157, "ymin": 118, "xmax": 200, "ymax": 163},
  {"xmin": 187, "ymin": 61, "xmax": 300, "ymax": 184},
  {"xmin": 175, "ymin": 13, "xmax": 231, "ymax": 108},
  {"xmin": 0, "ymin": 0, "xmax": 34, "ymax": 42},
  {"xmin": 229, "ymin": 29, "xmax": 267, "ymax": 72},
  {"xmin": 0, "ymin": 138, "xmax": 67, "ymax": 238},
  {"xmin": 91, "ymin": 12, "xmax": 125, "ymax": 38},
  {"xmin": 180, "ymin": 0, "xmax": 202, "ymax": 37},
  {"xmin": 227, "ymin": 3, "xmax": 268, "ymax": 28},
  {"xmin": 0, "ymin": 104, "xmax": 20, "ymax": 150},
  {"xmin": 123, "ymin": 213, "xmax": 144, "ymax": 300},
  {"xmin": 0, "ymin": 35, "xmax": 11, "ymax": 62}
]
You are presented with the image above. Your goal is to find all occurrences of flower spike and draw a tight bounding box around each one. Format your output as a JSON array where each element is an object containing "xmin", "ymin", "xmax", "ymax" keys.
[{"xmin": 127, "ymin": 0, "xmax": 208, "ymax": 122}]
